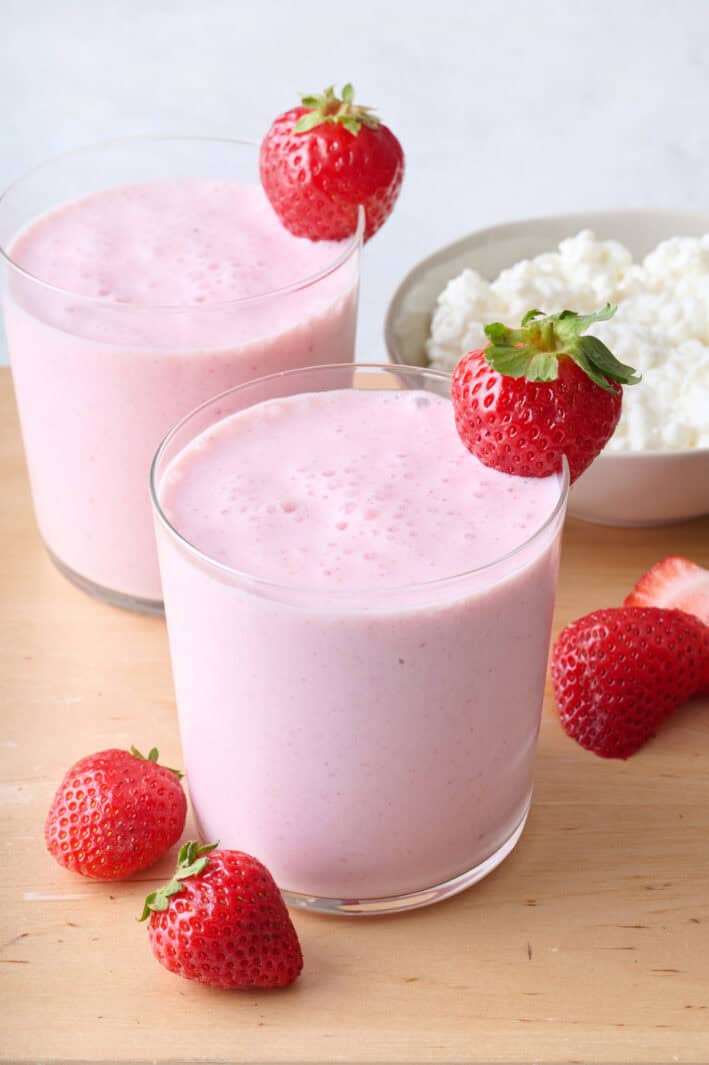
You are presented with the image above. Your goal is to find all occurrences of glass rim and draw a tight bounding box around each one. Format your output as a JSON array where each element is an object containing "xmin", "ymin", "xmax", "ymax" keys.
[
  {"xmin": 150, "ymin": 362, "xmax": 571, "ymax": 600},
  {"xmin": 0, "ymin": 134, "xmax": 365, "ymax": 311}
]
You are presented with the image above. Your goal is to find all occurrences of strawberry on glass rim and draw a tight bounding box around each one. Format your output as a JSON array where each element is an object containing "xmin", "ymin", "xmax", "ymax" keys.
[
  {"xmin": 451, "ymin": 304, "xmax": 640, "ymax": 483},
  {"xmin": 259, "ymin": 83, "xmax": 404, "ymax": 242}
]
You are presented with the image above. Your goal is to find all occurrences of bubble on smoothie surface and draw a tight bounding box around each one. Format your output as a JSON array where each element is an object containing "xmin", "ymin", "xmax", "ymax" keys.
[
  {"xmin": 159, "ymin": 389, "xmax": 561, "ymax": 589},
  {"xmin": 8, "ymin": 180, "xmax": 344, "ymax": 307}
]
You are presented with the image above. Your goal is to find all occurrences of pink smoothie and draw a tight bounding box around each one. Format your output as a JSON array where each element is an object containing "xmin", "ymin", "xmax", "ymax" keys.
[
  {"xmin": 4, "ymin": 181, "xmax": 359, "ymax": 604},
  {"xmin": 156, "ymin": 385, "xmax": 566, "ymax": 903}
]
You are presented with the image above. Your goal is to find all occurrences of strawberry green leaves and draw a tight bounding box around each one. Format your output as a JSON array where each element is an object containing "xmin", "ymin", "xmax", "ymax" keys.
[
  {"xmin": 575, "ymin": 335, "xmax": 639, "ymax": 388},
  {"xmin": 130, "ymin": 744, "xmax": 183, "ymax": 780},
  {"xmin": 293, "ymin": 110, "xmax": 328, "ymax": 134},
  {"xmin": 293, "ymin": 83, "xmax": 380, "ymax": 136},
  {"xmin": 483, "ymin": 304, "xmax": 640, "ymax": 394},
  {"xmin": 139, "ymin": 841, "xmax": 218, "ymax": 921}
]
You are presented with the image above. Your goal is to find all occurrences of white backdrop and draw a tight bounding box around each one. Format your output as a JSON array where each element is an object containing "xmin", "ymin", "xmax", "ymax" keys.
[{"xmin": 3, "ymin": 0, "xmax": 709, "ymax": 364}]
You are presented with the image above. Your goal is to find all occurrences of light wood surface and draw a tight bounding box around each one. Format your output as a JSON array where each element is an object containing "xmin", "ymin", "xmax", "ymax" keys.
[{"xmin": 2, "ymin": 365, "xmax": 709, "ymax": 1064}]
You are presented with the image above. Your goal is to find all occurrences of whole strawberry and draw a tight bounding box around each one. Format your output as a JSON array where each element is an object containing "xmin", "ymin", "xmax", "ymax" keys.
[
  {"xmin": 451, "ymin": 305, "xmax": 639, "ymax": 483},
  {"xmin": 141, "ymin": 841, "xmax": 303, "ymax": 990},
  {"xmin": 260, "ymin": 83, "xmax": 404, "ymax": 242},
  {"xmin": 551, "ymin": 607, "xmax": 708, "ymax": 759},
  {"xmin": 45, "ymin": 746, "xmax": 187, "ymax": 879}
]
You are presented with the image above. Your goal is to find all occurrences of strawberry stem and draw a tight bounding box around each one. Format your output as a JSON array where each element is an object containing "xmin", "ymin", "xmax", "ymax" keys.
[
  {"xmin": 130, "ymin": 745, "xmax": 183, "ymax": 780},
  {"xmin": 294, "ymin": 83, "xmax": 380, "ymax": 136},
  {"xmin": 537, "ymin": 320, "xmax": 556, "ymax": 352},
  {"xmin": 483, "ymin": 305, "xmax": 640, "ymax": 393},
  {"xmin": 139, "ymin": 841, "xmax": 218, "ymax": 922}
]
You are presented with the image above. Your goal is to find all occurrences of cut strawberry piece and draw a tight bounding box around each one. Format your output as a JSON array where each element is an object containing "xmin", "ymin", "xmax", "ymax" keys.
[
  {"xmin": 625, "ymin": 556, "xmax": 709, "ymax": 625},
  {"xmin": 625, "ymin": 558, "xmax": 709, "ymax": 695},
  {"xmin": 551, "ymin": 607, "xmax": 707, "ymax": 759}
]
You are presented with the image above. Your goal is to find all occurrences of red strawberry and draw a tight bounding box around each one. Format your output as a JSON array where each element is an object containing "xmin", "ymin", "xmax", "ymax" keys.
[
  {"xmin": 551, "ymin": 607, "xmax": 708, "ymax": 759},
  {"xmin": 45, "ymin": 746, "xmax": 187, "ymax": 880},
  {"xmin": 624, "ymin": 557, "xmax": 709, "ymax": 695},
  {"xmin": 141, "ymin": 841, "xmax": 303, "ymax": 990},
  {"xmin": 625, "ymin": 556, "xmax": 709, "ymax": 624},
  {"xmin": 451, "ymin": 305, "xmax": 640, "ymax": 483},
  {"xmin": 260, "ymin": 83, "xmax": 404, "ymax": 242}
]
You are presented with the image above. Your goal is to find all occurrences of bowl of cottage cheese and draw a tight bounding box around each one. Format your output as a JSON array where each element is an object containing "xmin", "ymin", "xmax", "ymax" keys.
[{"xmin": 385, "ymin": 210, "xmax": 709, "ymax": 525}]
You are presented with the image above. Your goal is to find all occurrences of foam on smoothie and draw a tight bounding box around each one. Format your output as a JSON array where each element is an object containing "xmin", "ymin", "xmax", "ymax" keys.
[
  {"xmin": 8, "ymin": 180, "xmax": 344, "ymax": 306},
  {"xmin": 160, "ymin": 388, "xmax": 562, "ymax": 589}
]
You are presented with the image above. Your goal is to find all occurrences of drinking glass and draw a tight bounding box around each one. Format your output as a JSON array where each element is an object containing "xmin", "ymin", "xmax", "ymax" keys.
[
  {"xmin": 0, "ymin": 137, "xmax": 362, "ymax": 612},
  {"xmin": 151, "ymin": 363, "xmax": 569, "ymax": 915}
]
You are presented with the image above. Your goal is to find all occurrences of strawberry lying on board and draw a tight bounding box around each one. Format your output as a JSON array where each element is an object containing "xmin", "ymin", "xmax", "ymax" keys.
[
  {"xmin": 551, "ymin": 607, "xmax": 709, "ymax": 759},
  {"xmin": 451, "ymin": 304, "xmax": 640, "ymax": 483},
  {"xmin": 141, "ymin": 841, "xmax": 303, "ymax": 990},
  {"xmin": 260, "ymin": 83, "xmax": 404, "ymax": 242},
  {"xmin": 45, "ymin": 746, "xmax": 186, "ymax": 879},
  {"xmin": 553, "ymin": 554, "xmax": 709, "ymax": 758}
]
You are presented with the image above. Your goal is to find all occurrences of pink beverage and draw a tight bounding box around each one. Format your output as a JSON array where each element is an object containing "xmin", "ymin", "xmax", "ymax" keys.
[
  {"xmin": 0, "ymin": 139, "xmax": 361, "ymax": 611},
  {"xmin": 153, "ymin": 365, "xmax": 569, "ymax": 915}
]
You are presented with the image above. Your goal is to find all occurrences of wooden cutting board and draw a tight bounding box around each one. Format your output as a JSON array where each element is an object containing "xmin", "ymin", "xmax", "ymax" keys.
[{"xmin": 1, "ymin": 366, "xmax": 708, "ymax": 1064}]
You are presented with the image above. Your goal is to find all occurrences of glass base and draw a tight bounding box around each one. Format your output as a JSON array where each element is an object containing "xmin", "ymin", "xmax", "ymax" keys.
[
  {"xmin": 282, "ymin": 805, "xmax": 530, "ymax": 916},
  {"xmin": 45, "ymin": 545, "xmax": 164, "ymax": 616}
]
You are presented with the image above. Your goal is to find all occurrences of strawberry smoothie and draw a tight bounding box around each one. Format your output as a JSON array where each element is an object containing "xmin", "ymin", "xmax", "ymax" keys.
[
  {"xmin": 153, "ymin": 365, "xmax": 568, "ymax": 913},
  {"xmin": 1, "ymin": 150, "xmax": 360, "ymax": 609}
]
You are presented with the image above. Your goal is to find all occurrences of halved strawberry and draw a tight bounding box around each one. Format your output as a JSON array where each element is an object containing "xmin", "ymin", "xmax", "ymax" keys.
[
  {"xmin": 625, "ymin": 556, "xmax": 709, "ymax": 624},
  {"xmin": 625, "ymin": 557, "xmax": 709, "ymax": 696},
  {"xmin": 551, "ymin": 607, "xmax": 708, "ymax": 758}
]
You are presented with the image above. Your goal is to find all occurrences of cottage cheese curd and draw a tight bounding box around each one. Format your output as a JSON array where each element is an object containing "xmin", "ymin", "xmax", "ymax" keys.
[{"xmin": 427, "ymin": 230, "xmax": 709, "ymax": 452}]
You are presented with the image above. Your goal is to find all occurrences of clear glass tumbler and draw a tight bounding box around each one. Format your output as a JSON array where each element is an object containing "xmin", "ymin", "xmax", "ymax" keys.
[
  {"xmin": 0, "ymin": 137, "xmax": 362, "ymax": 612},
  {"xmin": 151, "ymin": 363, "xmax": 569, "ymax": 916}
]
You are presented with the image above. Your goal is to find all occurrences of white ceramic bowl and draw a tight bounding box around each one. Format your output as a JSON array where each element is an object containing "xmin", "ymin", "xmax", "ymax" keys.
[{"xmin": 384, "ymin": 209, "xmax": 709, "ymax": 526}]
